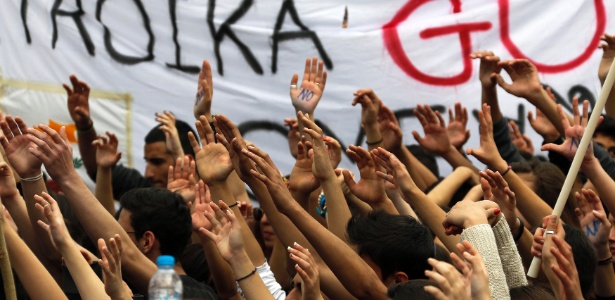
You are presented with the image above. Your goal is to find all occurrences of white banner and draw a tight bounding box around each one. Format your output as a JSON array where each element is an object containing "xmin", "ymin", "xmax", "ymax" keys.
[{"xmin": 0, "ymin": 0, "xmax": 613, "ymax": 178}]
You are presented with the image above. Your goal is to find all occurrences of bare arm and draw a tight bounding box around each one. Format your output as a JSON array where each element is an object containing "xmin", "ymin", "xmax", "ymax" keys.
[
  {"xmin": 3, "ymin": 213, "xmax": 67, "ymax": 300},
  {"xmin": 244, "ymin": 147, "xmax": 388, "ymax": 300},
  {"xmin": 25, "ymin": 124, "xmax": 156, "ymax": 293},
  {"xmin": 64, "ymin": 75, "xmax": 98, "ymax": 179},
  {"xmin": 427, "ymin": 166, "xmax": 478, "ymax": 207},
  {"xmin": 93, "ymin": 132, "xmax": 122, "ymax": 215},
  {"xmin": 35, "ymin": 193, "xmax": 109, "ymax": 300}
]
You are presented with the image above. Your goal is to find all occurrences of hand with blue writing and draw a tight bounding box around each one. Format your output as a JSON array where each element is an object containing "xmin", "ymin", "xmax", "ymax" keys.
[
  {"xmin": 290, "ymin": 57, "xmax": 327, "ymax": 116},
  {"xmin": 575, "ymin": 189, "xmax": 611, "ymax": 251},
  {"xmin": 194, "ymin": 60, "xmax": 214, "ymax": 121},
  {"xmin": 541, "ymin": 97, "xmax": 599, "ymax": 163},
  {"xmin": 599, "ymin": 34, "xmax": 615, "ymax": 85}
]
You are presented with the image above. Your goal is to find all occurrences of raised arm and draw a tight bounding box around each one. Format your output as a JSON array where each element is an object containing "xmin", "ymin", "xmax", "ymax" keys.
[
  {"xmin": 64, "ymin": 75, "xmax": 98, "ymax": 179},
  {"xmin": 191, "ymin": 181, "xmax": 242, "ymax": 300},
  {"xmin": 215, "ymin": 115, "xmax": 354, "ymax": 299},
  {"xmin": 98, "ymin": 236, "xmax": 133, "ymax": 300},
  {"xmin": 156, "ymin": 111, "xmax": 185, "ymax": 162},
  {"xmin": 199, "ymin": 201, "xmax": 275, "ymax": 300},
  {"xmin": 189, "ymin": 116, "xmax": 266, "ymax": 267},
  {"xmin": 2, "ymin": 205, "xmax": 67, "ymax": 300},
  {"xmin": 371, "ymin": 147, "xmax": 460, "ymax": 254},
  {"xmin": 244, "ymin": 146, "xmax": 388, "ymax": 300},
  {"xmin": 379, "ymin": 104, "xmax": 437, "ymax": 190},
  {"xmin": 25, "ymin": 124, "xmax": 156, "ymax": 292},
  {"xmin": 0, "ymin": 116, "xmax": 62, "ymax": 268},
  {"xmin": 598, "ymin": 34, "xmax": 615, "ymax": 117},
  {"xmin": 467, "ymin": 104, "xmax": 552, "ymax": 228},
  {"xmin": 298, "ymin": 112, "xmax": 351, "ymax": 241},
  {"xmin": 575, "ymin": 189, "xmax": 615, "ymax": 298},
  {"xmin": 427, "ymin": 166, "xmax": 478, "ymax": 207},
  {"xmin": 35, "ymin": 192, "xmax": 109, "ymax": 300},
  {"xmin": 353, "ymin": 89, "xmax": 383, "ymax": 150},
  {"xmin": 413, "ymin": 104, "xmax": 479, "ymax": 173},
  {"xmin": 93, "ymin": 132, "xmax": 122, "ymax": 215}
]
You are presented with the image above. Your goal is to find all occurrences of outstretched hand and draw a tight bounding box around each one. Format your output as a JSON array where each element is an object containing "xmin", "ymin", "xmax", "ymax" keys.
[
  {"xmin": 509, "ymin": 121, "xmax": 534, "ymax": 154},
  {"xmin": 290, "ymin": 57, "xmax": 327, "ymax": 115},
  {"xmin": 575, "ymin": 189, "xmax": 611, "ymax": 250},
  {"xmin": 92, "ymin": 132, "xmax": 122, "ymax": 169},
  {"xmin": 194, "ymin": 60, "xmax": 214, "ymax": 120},
  {"xmin": 167, "ymin": 156, "xmax": 197, "ymax": 204},
  {"xmin": 214, "ymin": 115, "xmax": 254, "ymax": 182},
  {"xmin": 64, "ymin": 75, "xmax": 92, "ymax": 130},
  {"xmin": 447, "ymin": 102, "xmax": 471, "ymax": 149},
  {"xmin": 192, "ymin": 180, "xmax": 214, "ymax": 232},
  {"xmin": 541, "ymin": 97, "xmax": 598, "ymax": 162},
  {"xmin": 156, "ymin": 111, "xmax": 184, "ymax": 160},
  {"xmin": 493, "ymin": 59, "xmax": 543, "ymax": 101},
  {"xmin": 412, "ymin": 104, "xmax": 451, "ymax": 155},
  {"xmin": 0, "ymin": 116, "xmax": 43, "ymax": 178},
  {"xmin": 480, "ymin": 170, "xmax": 518, "ymax": 232},
  {"xmin": 599, "ymin": 34, "xmax": 615, "ymax": 85},
  {"xmin": 378, "ymin": 104, "xmax": 403, "ymax": 152},
  {"xmin": 470, "ymin": 50, "xmax": 500, "ymax": 90},
  {"xmin": 198, "ymin": 201, "xmax": 244, "ymax": 262},
  {"xmin": 98, "ymin": 235, "xmax": 132, "ymax": 300},
  {"xmin": 466, "ymin": 104, "xmax": 507, "ymax": 172},
  {"xmin": 288, "ymin": 242, "xmax": 323, "ymax": 300},
  {"xmin": 26, "ymin": 124, "xmax": 75, "ymax": 182},
  {"xmin": 342, "ymin": 145, "xmax": 386, "ymax": 206},
  {"xmin": 35, "ymin": 192, "xmax": 72, "ymax": 249},
  {"xmin": 189, "ymin": 116, "xmax": 233, "ymax": 184}
]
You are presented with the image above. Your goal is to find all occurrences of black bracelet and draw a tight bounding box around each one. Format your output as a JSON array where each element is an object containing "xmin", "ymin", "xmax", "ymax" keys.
[
  {"xmin": 77, "ymin": 121, "xmax": 94, "ymax": 133},
  {"xmin": 228, "ymin": 201, "xmax": 239, "ymax": 208},
  {"xmin": 514, "ymin": 217, "xmax": 525, "ymax": 242},
  {"xmin": 501, "ymin": 166, "xmax": 512, "ymax": 176},
  {"xmin": 236, "ymin": 268, "xmax": 257, "ymax": 282},
  {"xmin": 366, "ymin": 138, "xmax": 383, "ymax": 145},
  {"xmin": 598, "ymin": 256, "xmax": 613, "ymax": 266}
]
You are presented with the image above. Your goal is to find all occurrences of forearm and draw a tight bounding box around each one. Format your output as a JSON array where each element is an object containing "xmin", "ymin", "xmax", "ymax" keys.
[
  {"xmin": 344, "ymin": 191, "xmax": 372, "ymax": 216},
  {"xmin": 502, "ymin": 170, "xmax": 552, "ymax": 228},
  {"xmin": 427, "ymin": 166, "xmax": 477, "ymax": 207},
  {"xmin": 401, "ymin": 186, "xmax": 460, "ymax": 254},
  {"xmin": 363, "ymin": 122, "xmax": 382, "ymax": 151},
  {"xmin": 462, "ymin": 184, "xmax": 484, "ymax": 202},
  {"xmin": 95, "ymin": 166, "xmax": 115, "ymax": 215},
  {"xmin": 481, "ymin": 86, "xmax": 503, "ymax": 122},
  {"xmin": 269, "ymin": 238, "xmax": 291, "ymax": 290},
  {"xmin": 209, "ymin": 182, "xmax": 266, "ymax": 266},
  {"xmin": 229, "ymin": 252, "xmax": 275, "ymax": 300},
  {"xmin": 21, "ymin": 179, "xmax": 62, "ymax": 263},
  {"xmin": 77, "ymin": 126, "xmax": 99, "ymax": 180},
  {"xmin": 582, "ymin": 158, "xmax": 615, "ymax": 214},
  {"xmin": 2, "ymin": 194, "xmax": 38, "ymax": 259},
  {"xmin": 4, "ymin": 224, "xmax": 67, "ymax": 300},
  {"xmin": 441, "ymin": 146, "xmax": 480, "ymax": 173},
  {"xmin": 517, "ymin": 227, "xmax": 534, "ymax": 269},
  {"xmin": 55, "ymin": 172, "xmax": 156, "ymax": 292},
  {"xmin": 389, "ymin": 190, "xmax": 418, "ymax": 219},
  {"xmin": 60, "ymin": 243, "xmax": 108, "ymax": 300},
  {"xmin": 594, "ymin": 245, "xmax": 615, "ymax": 297},
  {"xmin": 369, "ymin": 198, "xmax": 399, "ymax": 215},
  {"xmin": 280, "ymin": 202, "xmax": 388, "ymax": 299},
  {"xmin": 198, "ymin": 238, "xmax": 241, "ymax": 300},
  {"xmin": 321, "ymin": 175, "xmax": 351, "ymax": 242},
  {"xmin": 492, "ymin": 218, "xmax": 528, "ymax": 288},
  {"xmin": 228, "ymin": 171, "xmax": 251, "ymax": 204},
  {"xmin": 528, "ymin": 89, "xmax": 567, "ymax": 136},
  {"xmin": 393, "ymin": 147, "xmax": 437, "ymax": 191}
]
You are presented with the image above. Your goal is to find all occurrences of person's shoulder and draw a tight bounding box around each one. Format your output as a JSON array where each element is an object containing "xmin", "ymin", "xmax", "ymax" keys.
[{"xmin": 179, "ymin": 275, "xmax": 219, "ymax": 300}]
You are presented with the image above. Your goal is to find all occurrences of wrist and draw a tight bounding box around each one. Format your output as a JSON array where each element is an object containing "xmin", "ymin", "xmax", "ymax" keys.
[
  {"xmin": 228, "ymin": 250, "xmax": 252, "ymax": 270},
  {"xmin": 76, "ymin": 119, "xmax": 93, "ymax": 132},
  {"xmin": 463, "ymin": 214, "xmax": 488, "ymax": 229}
]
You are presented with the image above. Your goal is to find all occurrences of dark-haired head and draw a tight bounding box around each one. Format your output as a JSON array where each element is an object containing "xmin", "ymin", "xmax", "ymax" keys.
[
  {"xmin": 118, "ymin": 188, "xmax": 192, "ymax": 261},
  {"xmin": 387, "ymin": 280, "xmax": 437, "ymax": 300},
  {"xmin": 346, "ymin": 210, "xmax": 434, "ymax": 285}
]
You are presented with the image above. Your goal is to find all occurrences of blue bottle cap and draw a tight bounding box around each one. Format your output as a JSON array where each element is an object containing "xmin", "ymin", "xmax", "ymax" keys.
[{"xmin": 156, "ymin": 255, "xmax": 175, "ymax": 266}]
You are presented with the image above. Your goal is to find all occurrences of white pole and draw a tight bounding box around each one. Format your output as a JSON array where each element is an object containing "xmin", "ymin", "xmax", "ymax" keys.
[{"xmin": 527, "ymin": 58, "xmax": 615, "ymax": 278}]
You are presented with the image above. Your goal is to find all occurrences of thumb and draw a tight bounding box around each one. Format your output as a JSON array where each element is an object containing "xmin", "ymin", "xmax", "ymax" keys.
[
  {"xmin": 342, "ymin": 170, "xmax": 357, "ymax": 191},
  {"xmin": 493, "ymin": 74, "xmax": 511, "ymax": 91},
  {"xmin": 545, "ymin": 215, "xmax": 558, "ymax": 232}
]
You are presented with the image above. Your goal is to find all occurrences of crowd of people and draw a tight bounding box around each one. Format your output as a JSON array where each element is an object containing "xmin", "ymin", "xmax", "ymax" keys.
[{"xmin": 1, "ymin": 32, "xmax": 615, "ymax": 300}]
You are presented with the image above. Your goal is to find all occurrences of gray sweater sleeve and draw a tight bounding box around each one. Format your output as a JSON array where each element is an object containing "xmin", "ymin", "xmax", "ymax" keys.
[
  {"xmin": 493, "ymin": 117, "xmax": 526, "ymax": 165},
  {"xmin": 492, "ymin": 217, "xmax": 528, "ymax": 289},
  {"xmin": 461, "ymin": 224, "xmax": 510, "ymax": 299}
]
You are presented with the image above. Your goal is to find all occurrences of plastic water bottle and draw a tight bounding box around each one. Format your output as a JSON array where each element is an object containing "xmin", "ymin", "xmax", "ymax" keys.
[{"xmin": 148, "ymin": 255, "xmax": 183, "ymax": 300}]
